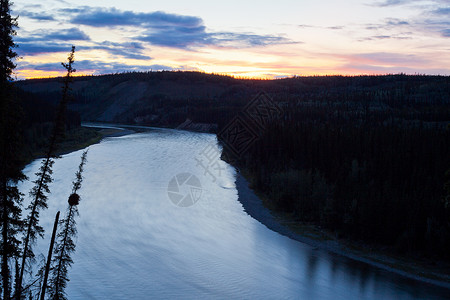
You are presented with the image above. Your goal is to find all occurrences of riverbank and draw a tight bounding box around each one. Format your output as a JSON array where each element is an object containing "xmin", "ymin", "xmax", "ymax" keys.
[
  {"xmin": 27, "ymin": 124, "xmax": 137, "ymax": 164},
  {"xmin": 46, "ymin": 123, "xmax": 450, "ymax": 289},
  {"xmin": 235, "ymin": 172, "xmax": 450, "ymax": 290}
]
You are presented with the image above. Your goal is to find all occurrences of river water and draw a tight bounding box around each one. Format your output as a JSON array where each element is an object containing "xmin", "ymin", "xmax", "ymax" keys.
[{"xmin": 20, "ymin": 129, "xmax": 449, "ymax": 299}]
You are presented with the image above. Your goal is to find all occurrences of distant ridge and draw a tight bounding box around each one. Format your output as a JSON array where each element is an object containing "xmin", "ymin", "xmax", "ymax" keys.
[{"xmin": 17, "ymin": 71, "xmax": 450, "ymax": 129}]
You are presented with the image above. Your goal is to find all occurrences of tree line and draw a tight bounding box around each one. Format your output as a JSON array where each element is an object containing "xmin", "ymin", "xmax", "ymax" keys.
[{"xmin": 220, "ymin": 87, "xmax": 450, "ymax": 261}]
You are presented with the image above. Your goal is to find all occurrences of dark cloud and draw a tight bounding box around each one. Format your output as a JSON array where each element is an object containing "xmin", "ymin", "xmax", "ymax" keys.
[
  {"xmin": 366, "ymin": 18, "xmax": 410, "ymax": 30},
  {"xmin": 65, "ymin": 6, "xmax": 294, "ymax": 49},
  {"xmin": 19, "ymin": 10, "xmax": 55, "ymax": 21},
  {"xmin": 422, "ymin": 8, "xmax": 450, "ymax": 37},
  {"xmin": 17, "ymin": 28, "xmax": 90, "ymax": 43},
  {"xmin": 43, "ymin": 28, "xmax": 90, "ymax": 41},
  {"xmin": 15, "ymin": 27, "xmax": 151, "ymax": 60},
  {"xmin": 15, "ymin": 28, "xmax": 90, "ymax": 56},
  {"xmin": 433, "ymin": 7, "xmax": 450, "ymax": 16},
  {"xmin": 83, "ymin": 41, "xmax": 152, "ymax": 60},
  {"xmin": 371, "ymin": 0, "xmax": 426, "ymax": 7},
  {"xmin": 14, "ymin": 6, "xmax": 294, "ymax": 53},
  {"xmin": 373, "ymin": 0, "xmax": 410, "ymax": 7},
  {"xmin": 136, "ymin": 29, "xmax": 294, "ymax": 49},
  {"xmin": 16, "ymin": 43, "xmax": 74, "ymax": 56},
  {"xmin": 17, "ymin": 39, "xmax": 151, "ymax": 61},
  {"xmin": 386, "ymin": 19, "xmax": 409, "ymax": 26},
  {"xmin": 137, "ymin": 24, "xmax": 210, "ymax": 48},
  {"xmin": 69, "ymin": 7, "xmax": 202, "ymax": 28},
  {"xmin": 18, "ymin": 60, "xmax": 173, "ymax": 74}
]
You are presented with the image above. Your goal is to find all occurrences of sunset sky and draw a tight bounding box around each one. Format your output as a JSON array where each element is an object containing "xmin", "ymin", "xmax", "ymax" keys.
[{"xmin": 12, "ymin": 0, "xmax": 450, "ymax": 79}]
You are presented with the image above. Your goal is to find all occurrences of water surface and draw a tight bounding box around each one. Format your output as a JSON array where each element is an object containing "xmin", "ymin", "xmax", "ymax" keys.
[{"xmin": 21, "ymin": 129, "xmax": 450, "ymax": 299}]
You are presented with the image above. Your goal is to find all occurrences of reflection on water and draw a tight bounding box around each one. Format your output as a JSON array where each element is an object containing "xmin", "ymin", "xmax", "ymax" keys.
[{"xmin": 19, "ymin": 129, "xmax": 449, "ymax": 299}]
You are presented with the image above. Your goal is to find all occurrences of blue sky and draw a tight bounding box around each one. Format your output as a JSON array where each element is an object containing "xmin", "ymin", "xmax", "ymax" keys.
[{"xmin": 12, "ymin": 0, "xmax": 450, "ymax": 78}]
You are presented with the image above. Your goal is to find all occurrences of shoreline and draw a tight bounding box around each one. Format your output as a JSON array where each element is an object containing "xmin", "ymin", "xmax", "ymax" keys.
[
  {"xmin": 56, "ymin": 126, "xmax": 136, "ymax": 157},
  {"xmin": 56, "ymin": 123, "xmax": 450, "ymax": 289},
  {"xmin": 234, "ymin": 172, "xmax": 450, "ymax": 290}
]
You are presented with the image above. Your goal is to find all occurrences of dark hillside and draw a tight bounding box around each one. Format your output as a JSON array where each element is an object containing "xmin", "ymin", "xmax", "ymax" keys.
[
  {"xmin": 18, "ymin": 71, "xmax": 450, "ymax": 261},
  {"xmin": 17, "ymin": 72, "xmax": 450, "ymax": 129}
]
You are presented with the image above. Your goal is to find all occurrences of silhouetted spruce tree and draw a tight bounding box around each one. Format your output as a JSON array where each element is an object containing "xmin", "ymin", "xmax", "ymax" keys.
[
  {"xmin": 0, "ymin": 0, "xmax": 25, "ymax": 299},
  {"xmin": 47, "ymin": 150, "xmax": 87, "ymax": 300},
  {"xmin": 0, "ymin": 0, "xmax": 17, "ymax": 82},
  {"xmin": 16, "ymin": 47, "xmax": 76, "ymax": 299}
]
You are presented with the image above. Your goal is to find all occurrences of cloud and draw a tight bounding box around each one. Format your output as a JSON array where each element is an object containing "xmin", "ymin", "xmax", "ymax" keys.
[
  {"xmin": 372, "ymin": 35, "xmax": 391, "ymax": 39},
  {"xmin": 433, "ymin": 7, "xmax": 450, "ymax": 16},
  {"xmin": 16, "ymin": 39, "xmax": 151, "ymax": 60},
  {"xmin": 425, "ymin": 6, "xmax": 450, "ymax": 37},
  {"xmin": 348, "ymin": 52, "xmax": 430, "ymax": 66},
  {"xmin": 386, "ymin": 19, "xmax": 409, "ymax": 26},
  {"xmin": 16, "ymin": 43, "xmax": 74, "ymax": 56},
  {"xmin": 137, "ymin": 28, "xmax": 293, "ymax": 49},
  {"xmin": 297, "ymin": 24, "xmax": 345, "ymax": 31},
  {"xmin": 365, "ymin": 18, "xmax": 410, "ymax": 30},
  {"xmin": 421, "ymin": 18, "xmax": 450, "ymax": 38},
  {"xmin": 15, "ymin": 28, "xmax": 152, "ymax": 60},
  {"xmin": 18, "ymin": 60, "xmax": 173, "ymax": 74},
  {"xmin": 83, "ymin": 41, "xmax": 152, "ymax": 60},
  {"xmin": 369, "ymin": 0, "xmax": 445, "ymax": 7},
  {"xmin": 19, "ymin": 10, "xmax": 55, "ymax": 21},
  {"xmin": 361, "ymin": 2, "xmax": 450, "ymax": 40},
  {"xmin": 66, "ymin": 6, "xmax": 294, "ymax": 49},
  {"xmin": 372, "ymin": 0, "xmax": 412, "ymax": 7},
  {"xmin": 43, "ymin": 28, "xmax": 90, "ymax": 41},
  {"xmin": 136, "ymin": 24, "xmax": 210, "ymax": 48},
  {"xmin": 17, "ymin": 28, "xmax": 90, "ymax": 42},
  {"xmin": 14, "ymin": 6, "xmax": 295, "ymax": 55},
  {"xmin": 327, "ymin": 26, "xmax": 344, "ymax": 30},
  {"xmin": 69, "ymin": 7, "xmax": 202, "ymax": 28},
  {"xmin": 213, "ymin": 32, "xmax": 296, "ymax": 47},
  {"xmin": 15, "ymin": 28, "xmax": 90, "ymax": 56},
  {"xmin": 359, "ymin": 34, "xmax": 412, "ymax": 41}
]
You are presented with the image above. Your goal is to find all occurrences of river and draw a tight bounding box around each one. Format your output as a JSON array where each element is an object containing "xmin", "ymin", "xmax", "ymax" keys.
[{"xmin": 20, "ymin": 128, "xmax": 449, "ymax": 299}]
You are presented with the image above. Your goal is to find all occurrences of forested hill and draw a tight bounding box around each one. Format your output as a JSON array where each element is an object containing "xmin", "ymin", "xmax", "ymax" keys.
[
  {"xmin": 17, "ymin": 72, "xmax": 450, "ymax": 129},
  {"xmin": 18, "ymin": 71, "xmax": 450, "ymax": 260}
]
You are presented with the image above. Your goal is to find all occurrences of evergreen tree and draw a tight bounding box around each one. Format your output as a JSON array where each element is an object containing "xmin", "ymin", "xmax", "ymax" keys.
[
  {"xmin": 0, "ymin": 0, "xmax": 17, "ymax": 82},
  {"xmin": 17, "ymin": 47, "xmax": 76, "ymax": 299},
  {"xmin": 48, "ymin": 150, "xmax": 87, "ymax": 300},
  {"xmin": 0, "ymin": 1, "xmax": 24, "ymax": 299}
]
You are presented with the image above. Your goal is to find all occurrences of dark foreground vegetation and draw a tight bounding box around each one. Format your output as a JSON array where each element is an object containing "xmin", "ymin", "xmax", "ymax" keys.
[
  {"xmin": 1, "ymin": 3, "xmax": 92, "ymax": 296},
  {"xmin": 227, "ymin": 75, "xmax": 450, "ymax": 262},
  {"xmin": 20, "ymin": 71, "xmax": 450, "ymax": 262},
  {"xmin": 15, "ymin": 87, "xmax": 100, "ymax": 166},
  {"xmin": 238, "ymin": 99, "xmax": 450, "ymax": 261}
]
